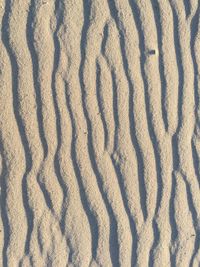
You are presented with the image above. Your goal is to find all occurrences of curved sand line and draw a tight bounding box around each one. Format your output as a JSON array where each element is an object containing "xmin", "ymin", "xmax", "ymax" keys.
[{"xmin": 1, "ymin": 0, "xmax": 200, "ymax": 266}]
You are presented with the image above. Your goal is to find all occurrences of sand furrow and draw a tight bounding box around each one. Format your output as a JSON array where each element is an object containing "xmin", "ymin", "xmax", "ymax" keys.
[
  {"xmin": 80, "ymin": 3, "xmax": 134, "ymax": 264},
  {"xmin": 174, "ymin": 0, "xmax": 200, "ymax": 199},
  {"xmin": 172, "ymin": 172, "xmax": 195, "ymax": 266},
  {"xmin": 27, "ymin": 0, "xmax": 64, "ymax": 217},
  {"xmin": 0, "ymin": 24, "xmax": 27, "ymax": 265},
  {"xmin": 56, "ymin": 1, "xmax": 115, "ymax": 265},
  {"xmin": 169, "ymin": 1, "xmax": 200, "ymax": 265},
  {"xmin": 151, "ymin": 0, "xmax": 179, "ymax": 135},
  {"xmin": 49, "ymin": 3, "xmax": 95, "ymax": 265},
  {"xmin": 1, "ymin": 0, "xmax": 200, "ymax": 266},
  {"xmin": 190, "ymin": 6, "xmax": 200, "ymax": 266},
  {"xmin": 78, "ymin": 3, "xmax": 132, "ymax": 265},
  {"xmin": 2, "ymin": 1, "xmax": 66, "ymax": 265}
]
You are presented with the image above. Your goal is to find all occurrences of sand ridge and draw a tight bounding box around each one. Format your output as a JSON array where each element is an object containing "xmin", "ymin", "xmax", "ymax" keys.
[{"xmin": 0, "ymin": 0, "xmax": 200, "ymax": 266}]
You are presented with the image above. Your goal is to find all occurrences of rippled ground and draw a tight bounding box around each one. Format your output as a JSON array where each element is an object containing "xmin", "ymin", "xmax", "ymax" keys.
[{"xmin": 1, "ymin": 0, "xmax": 200, "ymax": 266}]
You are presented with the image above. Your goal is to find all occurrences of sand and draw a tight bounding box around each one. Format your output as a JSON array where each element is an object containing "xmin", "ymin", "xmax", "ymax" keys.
[{"xmin": 0, "ymin": 0, "xmax": 200, "ymax": 266}]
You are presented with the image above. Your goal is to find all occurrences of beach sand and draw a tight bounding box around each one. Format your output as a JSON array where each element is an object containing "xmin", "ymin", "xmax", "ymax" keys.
[{"xmin": 0, "ymin": 0, "xmax": 200, "ymax": 266}]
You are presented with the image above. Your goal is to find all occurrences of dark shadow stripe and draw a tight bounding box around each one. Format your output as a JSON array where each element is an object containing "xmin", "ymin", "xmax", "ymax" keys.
[
  {"xmin": 168, "ymin": 1, "xmax": 184, "ymax": 135},
  {"xmin": 96, "ymin": 59, "xmax": 109, "ymax": 151},
  {"xmin": 79, "ymin": 2, "xmax": 121, "ymax": 263},
  {"xmin": 151, "ymin": 1, "xmax": 168, "ymax": 131},
  {"xmin": 64, "ymin": 85, "xmax": 99, "ymax": 262},
  {"xmin": 181, "ymin": 173, "xmax": 200, "ymax": 267},
  {"xmin": 108, "ymin": 0, "xmax": 148, "ymax": 224},
  {"xmin": 0, "ymin": 143, "xmax": 10, "ymax": 267},
  {"xmin": 51, "ymin": 0, "xmax": 68, "ymax": 233},
  {"xmin": 190, "ymin": 4, "xmax": 200, "ymax": 187},
  {"xmin": 183, "ymin": 0, "xmax": 191, "ymax": 19},
  {"xmin": 169, "ymin": 172, "xmax": 178, "ymax": 266},
  {"xmin": 27, "ymin": 0, "xmax": 48, "ymax": 159},
  {"xmin": 128, "ymin": 5, "xmax": 163, "ymax": 261},
  {"xmin": 1, "ymin": 0, "xmax": 34, "ymax": 256}
]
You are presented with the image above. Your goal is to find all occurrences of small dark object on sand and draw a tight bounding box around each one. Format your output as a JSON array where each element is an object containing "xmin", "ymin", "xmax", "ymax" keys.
[{"xmin": 149, "ymin": 50, "xmax": 156, "ymax": 55}]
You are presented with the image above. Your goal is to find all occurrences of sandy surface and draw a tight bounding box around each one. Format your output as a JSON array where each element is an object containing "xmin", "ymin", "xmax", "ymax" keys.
[{"xmin": 0, "ymin": 0, "xmax": 200, "ymax": 266}]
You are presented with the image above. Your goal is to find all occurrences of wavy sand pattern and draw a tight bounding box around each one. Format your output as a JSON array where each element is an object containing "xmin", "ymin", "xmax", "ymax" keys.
[{"xmin": 0, "ymin": 0, "xmax": 200, "ymax": 266}]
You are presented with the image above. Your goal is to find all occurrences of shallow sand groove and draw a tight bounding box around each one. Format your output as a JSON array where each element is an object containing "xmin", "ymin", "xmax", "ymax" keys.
[{"xmin": 0, "ymin": 0, "xmax": 200, "ymax": 266}]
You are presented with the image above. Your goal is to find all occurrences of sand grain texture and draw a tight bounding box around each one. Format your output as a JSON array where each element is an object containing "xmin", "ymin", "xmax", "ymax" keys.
[{"xmin": 0, "ymin": 0, "xmax": 200, "ymax": 266}]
